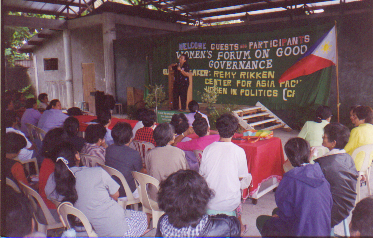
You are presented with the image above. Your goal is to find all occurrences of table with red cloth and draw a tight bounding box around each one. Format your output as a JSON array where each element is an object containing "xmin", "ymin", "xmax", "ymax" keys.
[{"xmin": 74, "ymin": 115, "xmax": 138, "ymax": 131}]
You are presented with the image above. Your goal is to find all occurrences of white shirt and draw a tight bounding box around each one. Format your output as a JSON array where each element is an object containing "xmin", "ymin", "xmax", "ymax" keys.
[
  {"xmin": 186, "ymin": 112, "xmax": 210, "ymax": 127},
  {"xmin": 199, "ymin": 141, "xmax": 249, "ymax": 211},
  {"xmin": 132, "ymin": 121, "xmax": 144, "ymax": 139},
  {"xmin": 6, "ymin": 127, "xmax": 33, "ymax": 161}
]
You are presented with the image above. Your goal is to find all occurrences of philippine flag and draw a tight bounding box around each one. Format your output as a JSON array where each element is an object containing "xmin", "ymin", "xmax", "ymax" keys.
[{"xmin": 278, "ymin": 26, "xmax": 336, "ymax": 83}]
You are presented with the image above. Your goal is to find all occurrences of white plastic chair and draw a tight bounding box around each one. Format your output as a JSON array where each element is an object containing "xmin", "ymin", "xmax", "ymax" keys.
[
  {"xmin": 132, "ymin": 171, "xmax": 164, "ymax": 228},
  {"xmin": 310, "ymin": 146, "xmax": 330, "ymax": 163},
  {"xmin": 14, "ymin": 156, "xmax": 39, "ymax": 176},
  {"xmin": 129, "ymin": 140, "xmax": 155, "ymax": 165},
  {"xmin": 25, "ymin": 123, "xmax": 36, "ymax": 142},
  {"xmin": 18, "ymin": 181, "xmax": 63, "ymax": 234},
  {"xmin": 6, "ymin": 177, "xmax": 21, "ymax": 193},
  {"xmin": 34, "ymin": 126, "xmax": 47, "ymax": 141},
  {"xmin": 100, "ymin": 165, "xmax": 140, "ymax": 210},
  {"xmin": 193, "ymin": 150, "xmax": 203, "ymax": 164},
  {"xmin": 352, "ymin": 144, "xmax": 373, "ymax": 203},
  {"xmin": 57, "ymin": 202, "xmax": 98, "ymax": 237},
  {"xmin": 80, "ymin": 153, "xmax": 104, "ymax": 167}
]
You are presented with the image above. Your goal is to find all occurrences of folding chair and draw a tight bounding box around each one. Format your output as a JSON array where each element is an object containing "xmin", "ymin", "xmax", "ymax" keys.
[
  {"xmin": 6, "ymin": 177, "xmax": 21, "ymax": 193},
  {"xmin": 80, "ymin": 153, "xmax": 104, "ymax": 167},
  {"xmin": 352, "ymin": 144, "xmax": 373, "ymax": 203},
  {"xmin": 14, "ymin": 156, "xmax": 39, "ymax": 176}
]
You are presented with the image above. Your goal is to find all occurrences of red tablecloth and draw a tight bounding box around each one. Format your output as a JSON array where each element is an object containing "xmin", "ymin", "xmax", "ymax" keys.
[
  {"xmin": 232, "ymin": 137, "xmax": 285, "ymax": 198},
  {"xmin": 74, "ymin": 115, "xmax": 138, "ymax": 131}
]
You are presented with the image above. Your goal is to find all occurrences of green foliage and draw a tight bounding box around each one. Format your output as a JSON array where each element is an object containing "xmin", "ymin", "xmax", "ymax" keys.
[
  {"xmin": 198, "ymin": 85, "xmax": 219, "ymax": 107},
  {"xmin": 208, "ymin": 104, "xmax": 239, "ymax": 130},
  {"xmin": 144, "ymin": 84, "xmax": 168, "ymax": 108}
]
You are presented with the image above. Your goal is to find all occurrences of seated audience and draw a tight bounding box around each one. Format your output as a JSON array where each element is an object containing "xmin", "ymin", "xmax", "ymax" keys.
[
  {"xmin": 186, "ymin": 100, "xmax": 210, "ymax": 127},
  {"xmin": 5, "ymin": 110, "xmax": 34, "ymax": 162},
  {"xmin": 344, "ymin": 105, "xmax": 373, "ymax": 171},
  {"xmin": 38, "ymin": 93, "xmax": 49, "ymax": 110},
  {"xmin": 170, "ymin": 113, "xmax": 191, "ymax": 142},
  {"xmin": 45, "ymin": 143, "xmax": 148, "ymax": 237},
  {"xmin": 39, "ymin": 128, "xmax": 66, "ymax": 210},
  {"xmin": 20, "ymin": 98, "xmax": 41, "ymax": 138},
  {"xmin": 298, "ymin": 105, "xmax": 332, "ymax": 147},
  {"xmin": 5, "ymin": 185, "xmax": 46, "ymax": 237},
  {"xmin": 257, "ymin": 138, "xmax": 332, "ymax": 237},
  {"xmin": 134, "ymin": 109, "xmax": 157, "ymax": 146},
  {"xmin": 156, "ymin": 170, "xmax": 241, "ymax": 237},
  {"xmin": 132, "ymin": 108, "xmax": 148, "ymax": 139},
  {"xmin": 106, "ymin": 122, "xmax": 142, "ymax": 198},
  {"xmin": 145, "ymin": 123, "xmax": 189, "ymax": 199},
  {"xmin": 97, "ymin": 111, "xmax": 114, "ymax": 146},
  {"xmin": 81, "ymin": 124, "xmax": 107, "ymax": 163},
  {"xmin": 63, "ymin": 117, "xmax": 86, "ymax": 152},
  {"xmin": 5, "ymin": 132, "xmax": 29, "ymax": 186},
  {"xmin": 350, "ymin": 196, "xmax": 373, "ymax": 237},
  {"xmin": 37, "ymin": 99, "xmax": 68, "ymax": 133},
  {"xmin": 199, "ymin": 113, "xmax": 249, "ymax": 234},
  {"xmin": 315, "ymin": 123, "xmax": 358, "ymax": 227}
]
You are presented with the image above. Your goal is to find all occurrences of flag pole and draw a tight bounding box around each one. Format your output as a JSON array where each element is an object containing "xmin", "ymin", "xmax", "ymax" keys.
[{"xmin": 335, "ymin": 21, "xmax": 340, "ymax": 123}]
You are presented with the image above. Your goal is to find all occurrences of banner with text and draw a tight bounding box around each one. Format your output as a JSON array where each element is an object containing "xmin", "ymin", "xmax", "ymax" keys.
[{"xmin": 151, "ymin": 24, "xmax": 334, "ymax": 110}]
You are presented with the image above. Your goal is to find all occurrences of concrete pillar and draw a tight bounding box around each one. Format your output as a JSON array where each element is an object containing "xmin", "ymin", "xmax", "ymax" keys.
[
  {"xmin": 102, "ymin": 13, "xmax": 116, "ymax": 97},
  {"xmin": 63, "ymin": 29, "xmax": 74, "ymax": 108}
]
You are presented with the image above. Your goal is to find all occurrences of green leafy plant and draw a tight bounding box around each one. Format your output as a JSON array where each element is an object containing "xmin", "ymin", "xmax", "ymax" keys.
[
  {"xmin": 199, "ymin": 85, "xmax": 219, "ymax": 108},
  {"xmin": 144, "ymin": 84, "xmax": 167, "ymax": 109},
  {"xmin": 208, "ymin": 104, "xmax": 238, "ymax": 130}
]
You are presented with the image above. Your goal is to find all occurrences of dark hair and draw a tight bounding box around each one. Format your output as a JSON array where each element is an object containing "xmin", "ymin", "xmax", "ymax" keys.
[
  {"xmin": 180, "ymin": 53, "xmax": 189, "ymax": 61},
  {"xmin": 323, "ymin": 123, "xmax": 350, "ymax": 149},
  {"xmin": 188, "ymin": 100, "xmax": 199, "ymax": 113},
  {"xmin": 170, "ymin": 113, "xmax": 189, "ymax": 135},
  {"xmin": 46, "ymin": 99, "xmax": 60, "ymax": 110},
  {"xmin": 4, "ymin": 110, "xmax": 17, "ymax": 128},
  {"xmin": 25, "ymin": 98, "xmax": 37, "ymax": 109},
  {"xmin": 153, "ymin": 123, "xmax": 174, "ymax": 147},
  {"xmin": 85, "ymin": 124, "xmax": 107, "ymax": 143},
  {"xmin": 97, "ymin": 111, "xmax": 111, "ymax": 126},
  {"xmin": 5, "ymin": 186, "xmax": 34, "ymax": 237},
  {"xmin": 64, "ymin": 117, "xmax": 80, "ymax": 137},
  {"xmin": 158, "ymin": 170, "xmax": 213, "ymax": 228},
  {"xmin": 38, "ymin": 93, "xmax": 48, "ymax": 102},
  {"xmin": 112, "ymin": 122, "xmax": 132, "ymax": 146},
  {"xmin": 216, "ymin": 113, "xmax": 238, "ymax": 138},
  {"xmin": 53, "ymin": 142, "xmax": 78, "ymax": 204},
  {"xmin": 67, "ymin": 107, "xmax": 83, "ymax": 116},
  {"xmin": 193, "ymin": 113, "xmax": 208, "ymax": 137},
  {"xmin": 41, "ymin": 128, "xmax": 66, "ymax": 159},
  {"xmin": 285, "ymin": 137, "xmax": 310, "ymax": 167},
  {"xmin": 142, "ymin": 110, "xmax": 156, "ymax": 127},
  {"xmin": 314, "ymin": 105, "xmax": 332, "ymax": 123},
  {"xmin": 349, "ymin": 105, "xmax": 360, "ymax": 113},
  {"xmin": 136, "ymin": 108, "xmax": 148, "ymax": 121},
  {"xmin": 353, "ymin": 106, "xmax": 373, "ymax": 124},
  {"xmin": 350, "ymin": 196, "xmax": 373, "ymax": 236},
  {"xmin": 5, "ymin": 132, "xmax": 27, "ymax": 154}
]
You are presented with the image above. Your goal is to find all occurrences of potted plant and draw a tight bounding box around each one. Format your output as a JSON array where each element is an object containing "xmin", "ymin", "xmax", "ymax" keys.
[
  {"xmin": 200, "ymin": 85, "xmax": 219, "ymax": 113},
  {"xmin": 144, "ymin": 84, "xmax": 167, "ymax": 116}
]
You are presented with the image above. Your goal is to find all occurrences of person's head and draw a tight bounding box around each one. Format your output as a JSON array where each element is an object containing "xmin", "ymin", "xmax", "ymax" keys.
[
  {"xmin": 47, "ymin": 99, "xmax": 61, "ymax": 110},
  {"xmin": 97, "ymin": 111, "xmax": 112, "ymax": 127},
  {"xmin": 349, "ymin": 105, "xmax": 360, "ymax": 124},
  {"xmin": 314, "ymin": 105, "xmax": 332, "ymax": 123},
  {"xmin": 41, "ymin": 128, "xmax": 66, "ymax": 159},
  {"xmin": 170, "ymin": 113, "xmax": 189, "ymax": 135},
  {"xmin": 193, "ymin": 113, "xmax": 208, "ymax": 137},
  {"xmin": 153, "ymin": 122, "xmax": 174, "ymax": 146},
  {"xmin": 25, "ymin": 98, "xmax": 37, "ymax": 109},
  {"xmin": 67, "ymin": 107, "xmax": 83, "ymax": 116},
  {"xmin": 136, "ymin": 108, "xmax": 148, "ymax": 121},
  {"xmin": 5, "ymin": 97, "xmax": 14, "ymax": 111},
  {"xmin": 216, "ymin": 113, "xmax": 239, "ymax": 138},
  {"xmin": 350, "ymin": 196, "xmax": 373, "ymax": 237},
  {"xmin": 352, "ymin": 105, "xmax": 373, "ymax": 126},
  {"xmin": 63, "ymin": 117, "xmax": 80, "ymax": 137},
  {"xmin": 158, "ymin": 170, "xmax": 214, "ymax": 229},
  {"xmin": 285, "ymin": 137, "xmax": 310, "ymax": 167},
  {"xmin": 322, "ymin": 123, "xmax": 350, "ymax": 150},
  {"xmin": 53, "ymin": 142, "xmax": 79, "ymax": 204},
  {"xmin": 179, "ymin": 54, "xmax": 188, "ymax": 65},
  {"xmin": 188, "ymin": 100, "xmax": 199, "ymax": 113},
  {"xmin": 85, "ymin": 124, "xmax": 107, "ymax": 144},
  {"xmin": 5, "ymin": 185, "xmax": 35, "ymax": 237},
  {"xmin": 4, "ymin": 110, "xmax": 18, "ymax": 128},
  {"xmin": 142, "ymin": 110, "xmax": 156, "ymax": 127},
  {"xmin": 38, "ymin": 93, "xmax": 49, "ymax": 103},
  {"xmin": 112, "ymin": 122, "xmax": 133, "ymax": 146},
  {"xmin": 5, "ymin": 132, "xmax": 27, "ymax": 159}
]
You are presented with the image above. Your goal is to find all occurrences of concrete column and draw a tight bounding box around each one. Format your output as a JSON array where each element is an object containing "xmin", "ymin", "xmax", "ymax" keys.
[
  {"xmin": 63, "ymin": 29, "xmax": 74, "ymax": 108},
  {"xmin": 102, "ymin": 13, "xmax": 117, "ymax": 97}
]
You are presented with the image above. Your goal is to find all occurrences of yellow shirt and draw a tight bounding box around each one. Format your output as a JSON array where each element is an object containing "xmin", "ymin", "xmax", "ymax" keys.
[{"xmin": 344, "ymin": 123, "xmax": 373, "ymax": 171}]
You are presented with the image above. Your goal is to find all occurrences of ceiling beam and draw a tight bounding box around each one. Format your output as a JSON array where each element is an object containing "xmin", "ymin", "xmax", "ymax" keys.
[
  {"xmin": 27, "ymin": 40, "xmax": 44, "ymax": 46},
  {"xmin": 4, "ymin": 15, "xmax": 67, "ymax": 29},
  {"xmin": 37, "ymin": 33, "xmax": 54, "ymax": 38},
  {"xmin": 4, "ymin": 6, "xmax": 74, "ymax": 18},
  {"xmin": 25, "ymin": 0, "xmax": 85, "ymax": 7},
  {"xmin": 182, "ymin": 0, "xmax": 261, "ymax": 13}
]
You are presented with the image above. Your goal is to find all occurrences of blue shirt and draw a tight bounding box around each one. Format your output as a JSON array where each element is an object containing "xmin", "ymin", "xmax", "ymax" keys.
[
  {"xmin": 21, "ymin": 108, "xmax": 41, "ymax": 137},
  {"xmin": 37, "ymin": 109, "xmax": 68, "ymax": 132}
]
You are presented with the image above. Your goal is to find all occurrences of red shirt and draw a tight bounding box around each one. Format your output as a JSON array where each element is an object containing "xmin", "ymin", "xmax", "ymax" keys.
[
  {"xmin": 134, "ymin": 127, "xmax": 156, "ymax": 146},
  {"xmin": 39, "ymin": 158, "xmax": 56, "ymax": 209}
]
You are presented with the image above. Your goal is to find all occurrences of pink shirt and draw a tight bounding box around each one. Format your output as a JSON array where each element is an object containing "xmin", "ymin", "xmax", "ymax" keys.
[{"xmin": 176, "ymin": 134, "xmax": 220, "ymax": 151}]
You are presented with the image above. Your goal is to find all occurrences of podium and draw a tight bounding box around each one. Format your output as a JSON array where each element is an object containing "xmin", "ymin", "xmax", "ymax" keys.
[{"xmin": 168, "ymin": 70, "xmax": 193, "ymax": 109}]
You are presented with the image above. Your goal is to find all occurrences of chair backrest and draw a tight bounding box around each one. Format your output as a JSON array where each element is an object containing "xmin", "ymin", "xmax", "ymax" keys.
[
  {"xmin": 6, "ymin": 177, "xmax": 21, "ymax": 193},
  {"xmin": 25, "ymin": 123, "xmax": 36, "ymax": 141},
  {"xmin": 80, "ymin": 153, "xmax": 104, "ymax": 167},
  {"xmin": 132, "ymin": 171, "xmax": 160, "ymax": 211},
  {"xmin": 310, "ymin": 146, "xmax": 330, "ymax": 163},
  {"xmin": 100, "ymin": 165, "xmax": 136, "ymax": 203},
  {"xmin": 129, "ymin": 140, "xmax": 155, "ymax": 164},
  {"xmin": 57, "ymin": 202, "xmax": 98, "ymax": 237},
  {"xmin": 351, "ymin": 144, "xmax": 373, "ymax": 172},
  {"xmin": 18, "ymin": 181, "xmax": 60, "ymax": 226},
  {"xmin": 193, "ymin": 150, "xmax": 203, "ymax": 164},
  {"xmin": 34, "ymin": 126, "xmax": 47, "ymax": 141}
]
